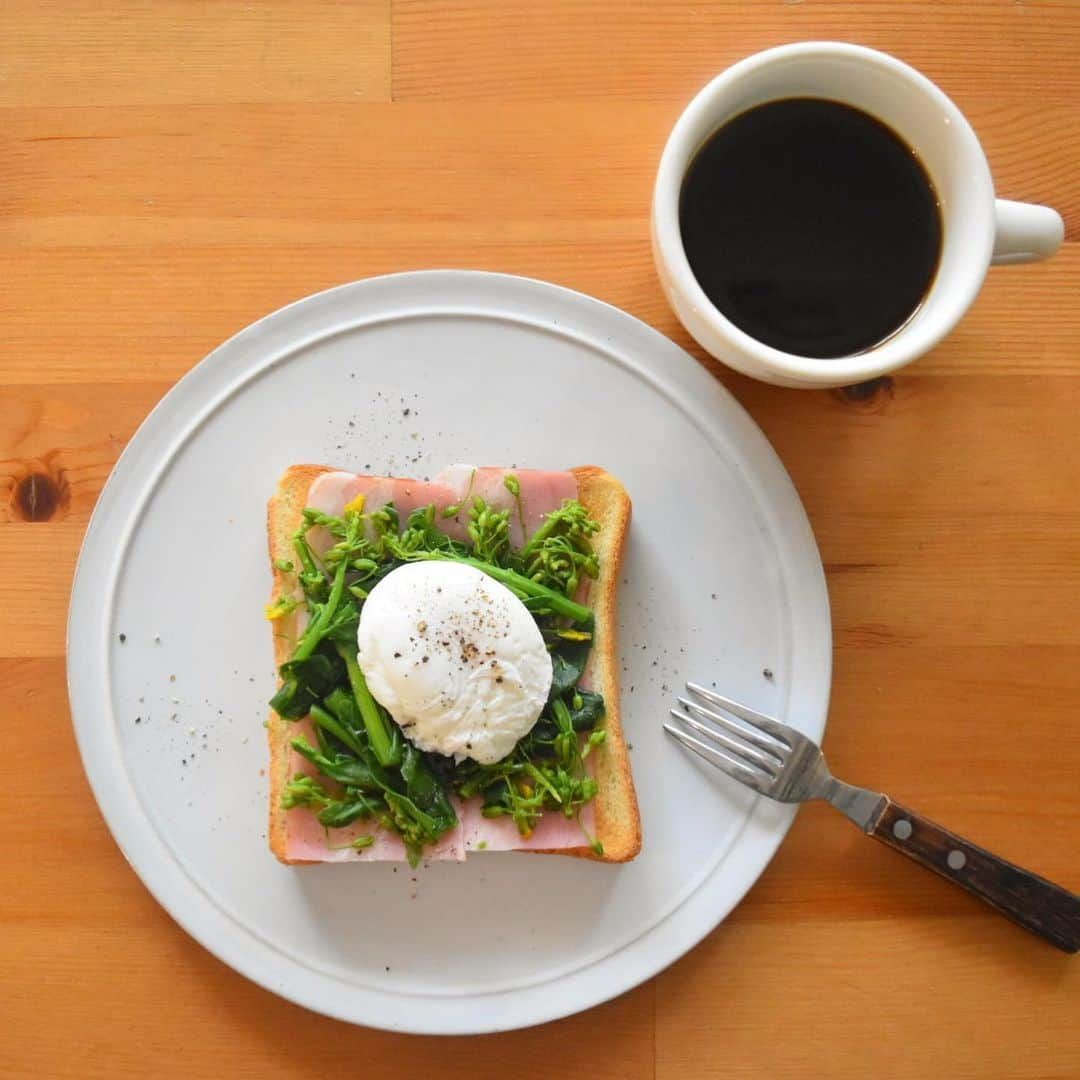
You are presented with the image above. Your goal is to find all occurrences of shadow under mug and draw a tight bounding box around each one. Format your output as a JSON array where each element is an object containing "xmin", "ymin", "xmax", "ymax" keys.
[{"xmin": 652, "ymin": 42, "xmax": 1065, "ymax": 389}]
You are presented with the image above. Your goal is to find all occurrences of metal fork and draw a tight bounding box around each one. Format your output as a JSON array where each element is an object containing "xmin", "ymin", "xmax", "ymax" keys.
[{"xmin": 665, "ymin": 682, "xmax": 1080, "ymax": 953}]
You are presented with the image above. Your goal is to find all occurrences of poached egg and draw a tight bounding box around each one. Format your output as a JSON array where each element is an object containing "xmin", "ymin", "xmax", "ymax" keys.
[{"xmin": 356, "ymin": 561, "xmax": 553, "ymax": 764}]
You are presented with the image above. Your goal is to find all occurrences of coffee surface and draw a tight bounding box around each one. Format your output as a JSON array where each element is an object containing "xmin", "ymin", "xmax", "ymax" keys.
[{"xmin": 679, "ymin": 97, "xmax": 943, "ymax": 358}]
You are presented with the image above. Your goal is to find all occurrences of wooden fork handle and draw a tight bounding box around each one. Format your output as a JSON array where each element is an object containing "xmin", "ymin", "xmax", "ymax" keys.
[{"xmin": 869, "ymin": 798, "xmax": 1080, "ymax": 953}]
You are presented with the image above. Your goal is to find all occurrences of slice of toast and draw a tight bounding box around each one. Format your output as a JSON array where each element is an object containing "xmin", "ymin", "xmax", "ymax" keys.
[{"xmin": 266, "ymin": 464, "xmax": 641, "ymax": 864}]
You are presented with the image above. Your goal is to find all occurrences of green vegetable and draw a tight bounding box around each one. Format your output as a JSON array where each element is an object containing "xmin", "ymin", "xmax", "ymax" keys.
[
  {"xmin": 294, "ymin": 736, "xmax": 453, "ymax": 865},
  {"xmin": 323, "ymin": 686, "xmax": 367, "ymax": 745},
  {"xmin": 503, "ymin": 473, "xmax": 527, "ymax": 542},
  {"xmin": 265, "ymin": 595, "xmax": 300, "ymax": 620},
  {"xmin": 322, "ymin": 606, "xmax": 360, "ymax": 646},
  {"xmin": 269, "ymin": 645, "xmax": 344, "ymax": 719},
  {"xmin": 329, "ymin": 834, "xmax": 377, "ymax": 850},
  {"xmin": 309, "ymin": 703, "xmax": 366, "ymax": 758},
  {"xmin": 292, "ymin": 737, "xmax": 383, "ymax": 791},
  {"xmin": 383, "ymin": 792, "xmax": 440, "ymax": 867},
  {"xmin": 281, "ymin": 775, "xmax": 382, "ymax": 830},
  {"xmin": 370, "ymin": 502, "xmax": 399, "ymax": 539},
  {"xmin": 293, "ymin": 548, "xmax": 349, "ymax": 663},
  {"xmin": 519, "ymin": 499, "xmax": 600, "ymax": 562},
  {"xmin": 581, "ymin": 729, "xmax": 607, "ymax": 759},
  {"xmin": 400, "ymin": 742, "xmax": 456, "ymax": 826},
  {"xmin": 548, "ymin": 630, "xmax": 593, "ymax": 700},
  {"xmin": 517, "ymin": 500, "xmax": 601, "ymax": 597},
  {"xmin": 468, "ymin": 498, "xmax": 511, "ymax": 566},
  {"xmin": 566, "ymin": 689, "xmax": 605, "ymax": 732},
  {"xmin": 451, "ymin": 682, "xmax": 603, "ymax": 836},
  {"xmin": 398, "ymin": 505, "xmax": 467, "ymax": 557},
  {"xmin": 523, "ymin": 761, "xmax": 562, "ymax": 804},
  {"xmin": 319, "ymin": 801, "xmax": 378, "ymax": 830},
  {"xmin": 337, "ymin": 641, "xmax": 402, "ymax": 767},
  {"xmin": 292, "ymin": 532, "xmax": 328, "ymax": 602},
  {"xmin": 400, "ymin": 549, "xmax": 592, "ymax": 623},
  {"xmin": 281, "ymin": 774, "xmax": 334, "ymax": 810}
]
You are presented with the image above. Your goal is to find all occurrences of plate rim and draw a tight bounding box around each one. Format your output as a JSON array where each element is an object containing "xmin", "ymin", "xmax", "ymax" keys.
[{"xmin": 67, "ymin": 270, "xmax": 831, "ymax": 1033}]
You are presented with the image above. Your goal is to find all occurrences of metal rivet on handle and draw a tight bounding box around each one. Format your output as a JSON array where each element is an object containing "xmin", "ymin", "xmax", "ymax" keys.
[
  {"xmin": 892, "ymin": 819, "xmax": 913, "ymax": 840},
  {"xmin": 947, "ymin": 850, "xmax": 967, "ymax": 870}
]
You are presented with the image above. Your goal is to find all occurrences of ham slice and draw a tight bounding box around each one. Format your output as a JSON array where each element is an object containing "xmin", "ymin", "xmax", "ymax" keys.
[
  {"xmin": 285, "ymin": 465, "xmax": 591, "ymax": 861},
  {"xmin": 463, "ymin": 800, "xmax": 595, "ymax": 853},
  {"xmin": 437, "ymin": 464, "xmax": 578, "ymax": 548},
  {"xmin": 306, "ymin": 472, "xmax": 462, "ymax": 557}
]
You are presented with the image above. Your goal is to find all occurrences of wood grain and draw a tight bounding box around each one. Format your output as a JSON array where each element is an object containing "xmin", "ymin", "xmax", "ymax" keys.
[
  {"xmin": 3, "ymin": 1, "xmax": 1079, "ymax": 1077},
  {"xmin": 655, "ymin": 917, "xmax": 1078, "ymax": 1080},
  {"xmin": 392, "ymin": 0, "xmax": 1080, "ymax": 104},
  {"xmin": 0, "ymin": 1, "xmax": 392, "ymax": 106}
]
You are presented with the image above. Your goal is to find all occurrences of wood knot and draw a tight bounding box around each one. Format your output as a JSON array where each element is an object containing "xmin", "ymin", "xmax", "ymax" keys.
[
  {"xmin": 832, "ymin": 376, "xmax": 895, "ymax": 409},
  {"xmin": 12, "ymin": 470, "xmax": 66, "ymax": 522}
]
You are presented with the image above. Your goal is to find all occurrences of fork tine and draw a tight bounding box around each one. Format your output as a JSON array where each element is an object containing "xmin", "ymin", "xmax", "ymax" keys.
[
  {"xmin": 679, "ymin": 694, "xmax": 789, "ymax": 758},
  {"xmin": 673, "ymin": 701, "xmax": 781, "ymax": 775},
  {"xmin": 662, "ymin": 723, "xmax": 773, "ymax": 796},
  {"xmin": 686, "ymin": 682, "xmax": 794, "ymax": 748}
]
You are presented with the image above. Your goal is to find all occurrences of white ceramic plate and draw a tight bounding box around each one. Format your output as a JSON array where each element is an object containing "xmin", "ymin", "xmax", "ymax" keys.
[{"xmin": 68, "ymin": 271, "xmax": 830, "ymax": 1034}]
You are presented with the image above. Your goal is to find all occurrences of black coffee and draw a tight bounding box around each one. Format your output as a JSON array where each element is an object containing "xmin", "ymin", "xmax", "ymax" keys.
[{"xmin": 679, "ymin": 98, "xmax": 942, "ymax": 358}]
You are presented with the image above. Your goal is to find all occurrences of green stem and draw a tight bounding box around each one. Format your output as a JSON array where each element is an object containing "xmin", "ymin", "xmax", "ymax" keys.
[
  {"xmin": 293, "ymin": 533, "xmax": 321, "ymax": 579},
  {"xmin": 408, "ymin": 551, "xmax": 592, "ymax": 623},
  {"xmin": 310, "ymin": 704, "xmax": 366, "ymax": 758},
  {"xmin": 336, "ymin": 641, "xmax": 401, "ymax": 767},
  {"xmin": 551, "ymin": 697, "xmax": 574, "ymax": 734},
  {"xmin": 503, "ymin": 474, "xmax": 528, "ymax": 544},
  {"xmin": 328, "ymin": 835, "xmax": 376, "ymax": 851},
  {"xmin": 292, "ymin": 556, "xmax": 348, "ymax": 662},
  {"xmin": 523, "ymin": 761, "xmax": 562, "ymax": 804},
  {"xmin": 517, "ymin": 510, "xmax": 562, "ymax": 562}
]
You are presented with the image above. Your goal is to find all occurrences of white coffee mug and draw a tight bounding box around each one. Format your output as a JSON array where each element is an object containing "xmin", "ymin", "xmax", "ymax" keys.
[{"xmin": 652, "ymin": 42, "xmax": 1065, "ymax": 389}]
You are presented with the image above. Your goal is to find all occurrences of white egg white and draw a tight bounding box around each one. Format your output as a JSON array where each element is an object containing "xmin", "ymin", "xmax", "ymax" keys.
[{"xmin": 356, "ymin": 561, "xmax": 553, "ymax": 764}]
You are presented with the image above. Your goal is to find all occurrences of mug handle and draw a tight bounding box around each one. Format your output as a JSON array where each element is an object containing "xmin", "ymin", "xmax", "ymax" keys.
[{"xmin": 993, "ymin": 199, "xmax": 1065, "ymax": 265}]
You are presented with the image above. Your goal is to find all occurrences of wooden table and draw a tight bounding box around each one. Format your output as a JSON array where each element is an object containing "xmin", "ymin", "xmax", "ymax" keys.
[{"xmin": 3, "ymin": 2, "xmax": 1078, "ymax": 1076}]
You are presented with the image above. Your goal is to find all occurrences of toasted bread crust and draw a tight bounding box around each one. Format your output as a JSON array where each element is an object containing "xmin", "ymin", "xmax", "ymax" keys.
[
  {"xmin": 568, "ymin": 465, "xmax": 640, "ymax": 860},
  {"xmin": 266, "ymin": 464, "xmax": 640, "ymax": 864},
  {"xmin": 266, "ymin": 465, "xmax": 333, "ymax": 864}
]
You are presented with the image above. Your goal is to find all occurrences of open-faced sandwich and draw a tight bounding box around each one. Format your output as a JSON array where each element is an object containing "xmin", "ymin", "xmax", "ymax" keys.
[{"xmin": 266, "ymin": 464, "xmax": 640, "ymax": 865}]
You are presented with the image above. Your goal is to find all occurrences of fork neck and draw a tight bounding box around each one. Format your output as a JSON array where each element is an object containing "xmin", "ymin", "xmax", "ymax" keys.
[{"xmin": 821, "ymin": 777, "xmax": 886, "ymax": 832}]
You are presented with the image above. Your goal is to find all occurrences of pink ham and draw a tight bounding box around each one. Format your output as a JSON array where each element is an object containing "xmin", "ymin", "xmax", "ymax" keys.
[
  {"xmin": 284, "ymin": 465, "xmax": 589, "ymax": 862},
  {"xmin": 437, "ymin": 464, "xmax": 578, "ymax": 548},
  {"xmin": 388, "ymin": 475, "xmax": 460, "ymax": 524},
  {"xmin": 306, "ymin": 471, "xmax": 473, "ymax": 554},
  {"xmin": 306, "ymin": 472, "xmax": 397, "ymax": 557},
  {"xmin": 463, "ymin": 800, "xmax": 596, "ymax": 853}
]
